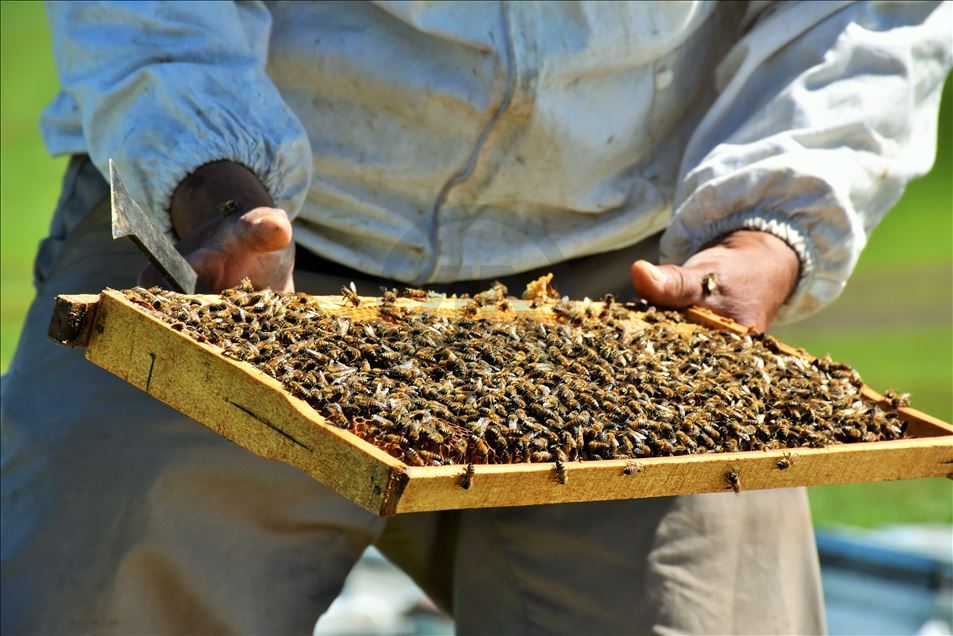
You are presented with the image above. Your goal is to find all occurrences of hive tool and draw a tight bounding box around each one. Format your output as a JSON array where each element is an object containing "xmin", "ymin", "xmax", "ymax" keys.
[{"xmin": 109, "ymin": 158, "xmax": 198, "ymax": 294}]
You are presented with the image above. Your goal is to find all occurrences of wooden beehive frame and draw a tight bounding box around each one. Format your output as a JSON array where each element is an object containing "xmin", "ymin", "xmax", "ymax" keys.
[{"xmin": 49, "ymin": 290, "xmax": 953, "ymax": 516}]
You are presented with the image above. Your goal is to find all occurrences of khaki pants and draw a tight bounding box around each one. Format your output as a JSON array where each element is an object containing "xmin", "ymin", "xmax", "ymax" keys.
[{"xmin": 1, "ymin": 157, "xmax": 825, "ymax": 635}]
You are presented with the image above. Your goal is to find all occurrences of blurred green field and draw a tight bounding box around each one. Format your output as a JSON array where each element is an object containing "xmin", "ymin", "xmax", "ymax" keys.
[{"xmin": 1, "ymin": 2, "xmax": 951, "ymax": 527}]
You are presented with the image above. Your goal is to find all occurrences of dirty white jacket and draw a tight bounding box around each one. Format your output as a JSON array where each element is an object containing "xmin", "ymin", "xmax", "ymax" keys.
[{"xmin": 42, "ymin": 1, "xmax": 952, "ymax": 322}]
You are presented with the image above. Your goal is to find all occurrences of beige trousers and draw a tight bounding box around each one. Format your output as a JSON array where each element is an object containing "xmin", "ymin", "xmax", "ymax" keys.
[{"xmin": 1, "ymin": 158, "xmax": 825, "ymax": 635}]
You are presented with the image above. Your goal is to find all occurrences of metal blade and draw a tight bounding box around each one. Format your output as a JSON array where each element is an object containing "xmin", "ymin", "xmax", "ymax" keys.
[{"xmin": 109, "ymin": 159, "xmax": 197, "ymax": 294}]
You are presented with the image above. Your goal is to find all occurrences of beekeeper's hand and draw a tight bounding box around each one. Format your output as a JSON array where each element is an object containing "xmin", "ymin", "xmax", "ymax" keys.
[
  {"xmin": 138, "ymin": 161, "xmax": 295, "ymax": 292},
  {"xmin": 629, "ymin": 230, "xmax": 799, "ymax": 331}
]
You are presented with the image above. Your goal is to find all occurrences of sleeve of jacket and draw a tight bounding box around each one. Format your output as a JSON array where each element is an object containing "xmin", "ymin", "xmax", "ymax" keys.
[
  {"xmin": 44, "ymin": 1, "xmax": 312, "ymax": 236},
  {"xmin": 660, "ymin": 0, "xmax": 952, "ymax": 323}
]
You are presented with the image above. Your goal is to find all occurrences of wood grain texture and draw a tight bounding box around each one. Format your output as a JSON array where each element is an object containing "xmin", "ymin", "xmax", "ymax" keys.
[
  {"xmin": 55, "ymin": 291, "xmax": 953, "ymax": 516},
  {"xmin": 392, "ymin": 437, "xmax": 953, "ymax": 513},
  {"xmin": 47, "ymin": 293, "xmax": 101, "ymax": 346}
]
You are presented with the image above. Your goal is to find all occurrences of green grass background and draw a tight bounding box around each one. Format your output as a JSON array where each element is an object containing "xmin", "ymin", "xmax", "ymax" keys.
[{"xmin": 2, "ymin": 2, "xmax": 951, "ymax": 527}]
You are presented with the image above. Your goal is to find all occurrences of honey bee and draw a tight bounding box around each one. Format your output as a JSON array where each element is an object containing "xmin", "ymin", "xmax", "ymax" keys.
[
  {"xmin": 554, "ymin": 459, "xmax": 568, "ymax": 484},
  {"xmin": 379, "ymin": 303, "xmax": 406, "ymax": 321},
  {"xmin": 422, "ymin": 427, "xmax": 445, "ymax": 445},
  {"xmin": 486, "ymin": 425, "xmax": 508, "ymax": 447},
  {"xmin": 725, "ymin": 469, "xmax": 741, "ymax": 494},
  {"xmin": 881, "ymin": 389, "xmax": 910, "ymax": 409},
  {"xmin": 418, "ymin": 449, "xmax": 443, "ymax": 465},
  {"xmin": 469, "ymin": 435, "xmax": 492, "ymax": 461},
  {"xmin": 402, "ymin": 287, "xmax": 429, "ymax": 300},
  {"xmin": 530, "ymin": 437, "xmax": 550, "ymax": 451},
  {"xmin": 699, "ymin": 424, "xmax": 721, "ymax": 441},
  {"xmin": 340, "ymin": 281, "xmax": 360, "ymax": 307},
  {"xmin": 586, "ymin": 440, "xmax": 612, "ymax": 456},
  {"xmin": 702, "ymin": 272, "xmax": 718, "ymax": 296},
  {"xmin": 776, "ymin": 452, "xmax": 799, "ymax": 470},
  {"xmin": 404, "ymin": 448, "xmax": 426, "ymax": 466},
  {"xmin": 674, "ymin": 431, "xmax": 697, "ymax": 452},
  {"xmin": 459, "ymin": 463, "xmax": 476, "ymax": 489},
  {"xmin": 622, "ymin": 461, "xmax": 643, "ymax": 476}
]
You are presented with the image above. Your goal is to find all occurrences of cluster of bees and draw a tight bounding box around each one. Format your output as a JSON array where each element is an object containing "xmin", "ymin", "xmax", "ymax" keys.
[{"xmin": 124, "ymin": 280, "xmax": 907, "ymax": 467}]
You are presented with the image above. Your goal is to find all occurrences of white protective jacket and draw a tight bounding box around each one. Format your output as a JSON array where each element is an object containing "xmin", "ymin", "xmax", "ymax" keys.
[{"xmin": 42, "ymin": 1, "xmax": 952, "ymax": 322}]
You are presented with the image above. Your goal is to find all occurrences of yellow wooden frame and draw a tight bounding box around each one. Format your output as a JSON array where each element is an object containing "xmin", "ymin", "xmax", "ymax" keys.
[{"xmin": 49, "ymin": 290, "xmax": 953, "ymax": 516}]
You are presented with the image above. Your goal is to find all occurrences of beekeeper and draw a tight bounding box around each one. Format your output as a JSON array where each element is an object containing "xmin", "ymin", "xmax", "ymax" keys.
[{"xmin": 3, "ymin": 1, "xmax": 950, "ymax": 633}]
